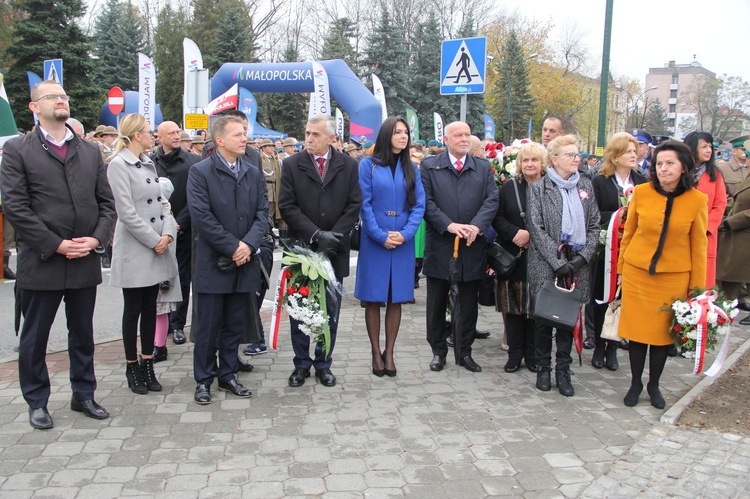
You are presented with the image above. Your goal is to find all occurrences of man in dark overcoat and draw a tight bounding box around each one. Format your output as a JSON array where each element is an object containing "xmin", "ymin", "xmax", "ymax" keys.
[
  {"xmin": 421, "ymin": 121, "xmax": 499, "ymax": 373},
  {"xmin": 278, "ymin": 114, "xmax": 362, "ymax": 388},
  {"xmin": 187, "ymin": 116, "xmax": 268, "ymax": 404},
  {"xmin": 0, "ymin": 80, "xmax": 116, "ymax": 429}
]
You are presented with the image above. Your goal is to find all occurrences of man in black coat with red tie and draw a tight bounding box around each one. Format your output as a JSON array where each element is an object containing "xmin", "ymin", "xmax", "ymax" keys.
[{"xmin": 278, "ymin": 114, "xmax": 362, "ymax": 388}]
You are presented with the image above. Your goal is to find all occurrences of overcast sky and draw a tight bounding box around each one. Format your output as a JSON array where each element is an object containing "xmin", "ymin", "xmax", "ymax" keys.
[{"xmin": 501, "ymin": 0, "xmax": 750, "ymax": 84}]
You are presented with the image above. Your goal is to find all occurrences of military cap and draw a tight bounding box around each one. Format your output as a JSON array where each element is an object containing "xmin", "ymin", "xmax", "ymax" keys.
[
  {"xmin": 729, "ymin": 135, "xmax": 750, "ymax": 148},
  {"xmin": 258, "ymin": 138, "xmax": 274, "ymax": 147},
  {"xmin": 628, "ymin": 128, "xmax": 653, "ymax": 144}
]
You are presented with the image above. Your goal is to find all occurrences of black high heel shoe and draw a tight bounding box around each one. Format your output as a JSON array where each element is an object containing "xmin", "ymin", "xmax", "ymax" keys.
[
  {"xmin": 383, "ymin": 352, "xmax": 397, "ymax": 377},
  {"xmin": 372, "ymin": 352, "xmax": 385, "ymax": 377}
]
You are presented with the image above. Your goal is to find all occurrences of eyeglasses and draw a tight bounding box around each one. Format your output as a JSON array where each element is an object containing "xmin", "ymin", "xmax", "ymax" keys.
[
  {"xmin": 140, "ymin": 129, "xmax": 154, "ymax": 136},
  {"xmin": 34, "ymin": 94, "xmax": 70, "ymax": 102},
  {"xmin": 556, "ymin": 152, "xmax": 582, "ymax": 160}
]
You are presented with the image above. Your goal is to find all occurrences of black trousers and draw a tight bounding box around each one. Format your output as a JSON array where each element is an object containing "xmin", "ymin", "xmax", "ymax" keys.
[
  {"xmin": 505, "ymin": 313, "xmax": 536, "ymax": 366},
  {"xmin": 193, "ymin": 292, "xmax": 247, "ymax": 385},
  {"xmin": 18, "ymin": 287, "xmax": 98, "ymax": 408},
  {"xmin": 121, "ymin": 285, "xmax": 159, "ymax": 361},
  {"xmin": 169, "ymin": 232, "xmax": 192, "ymax": 331},
  {"xmin": 290, "ymin": 284, "xmax": 341, "ymax": 370},
  {"xmin": 426, "ymin": 277, "xmax": 479, "ymax": 359},
  {"xmin": 534, "ymin": 322, "xmax": 574, "ymax": 370}
]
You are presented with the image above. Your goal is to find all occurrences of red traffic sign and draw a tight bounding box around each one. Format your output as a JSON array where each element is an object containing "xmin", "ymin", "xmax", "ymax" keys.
[{"xmin": 108, "ymin": 87, "xmax": 125, "ymax": 115}]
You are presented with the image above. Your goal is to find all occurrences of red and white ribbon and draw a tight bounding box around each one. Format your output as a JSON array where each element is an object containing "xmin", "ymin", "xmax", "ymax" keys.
[
  {"xmin": 269, "ymin": 267, "xmax": 291, "ymax": 351},
  {"xmin": 688, "ymin": 290, "xmax": 732, "ymax": 376},
  {"xmin": 596, "ymin": 206, "xmax": 627, "ymax": 304}
]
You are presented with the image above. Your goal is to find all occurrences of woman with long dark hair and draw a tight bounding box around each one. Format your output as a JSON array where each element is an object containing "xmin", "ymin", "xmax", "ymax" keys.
[
  {"xmin": 618, "ymin": 141, "xmax": 707, "ymax": 409},
  {"xmin": 355, "ymin": 117, "xmax": 426, "ymax": 377},
  {"xmin": 683, "ymin": 131, "xmax": 727, "ymax": 287}
]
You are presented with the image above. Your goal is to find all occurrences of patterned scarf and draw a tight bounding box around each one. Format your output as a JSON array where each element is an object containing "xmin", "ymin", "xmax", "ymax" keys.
[{"xmin": 546, "ymin": 167, "xmax": 586, "ymax": 252}]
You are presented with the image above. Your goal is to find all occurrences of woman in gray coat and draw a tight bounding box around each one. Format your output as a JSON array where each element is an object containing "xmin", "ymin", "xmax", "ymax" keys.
[
  {"xmin": 108, "ymin": 114, "xmax": 178, "ymax": 395},
  {"xmin": 527, "ymin": 135, "xmax": 599, "ymax": 397}
]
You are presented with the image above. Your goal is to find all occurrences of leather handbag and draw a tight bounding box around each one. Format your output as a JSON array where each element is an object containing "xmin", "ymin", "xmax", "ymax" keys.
[
  {"xmin": 486, "ymin": 242, "xmax": 522, "ymax": 277},
  {"xmin": 601, "ymin": 287, "xmax": 622, "ymax": 341},
  {"xmin": 532, "ymin": 279, "xmax": 583, "ymax": 330},
  {"xmin": 349, "ymin": 220, "xmax": 361, "ymax": 251}
]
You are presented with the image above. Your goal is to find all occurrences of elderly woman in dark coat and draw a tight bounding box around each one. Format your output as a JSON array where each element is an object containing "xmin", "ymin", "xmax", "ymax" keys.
[
  {"xmin": 492, "ymin": 141, "xmax": 546, "ymax": 373},
  {"xmin": 527, "ymin": 135, "xmax": 600, "ymax": 397}
]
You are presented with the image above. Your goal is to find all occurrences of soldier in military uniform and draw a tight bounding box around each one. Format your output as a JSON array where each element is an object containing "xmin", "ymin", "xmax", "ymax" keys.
[
  {"xmin": 259, "ymin": 138, "xmax": 283, "ymax": 232},
  {"xmin": 720, "ymin": 135, "xmax": 750, "ymax": 198}
]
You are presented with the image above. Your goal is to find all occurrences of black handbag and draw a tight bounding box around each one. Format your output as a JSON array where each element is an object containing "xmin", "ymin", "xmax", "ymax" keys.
[
  {"xmin": 531, "ymin": 279, "xmax": 583, "ymax": 330},
  {"xmin": 349, "ymin": 220, "xmax": 361, "ymax": 251},
  {"xmin": 486, "ymin": 242, "xmax": 522, "ymax": 277}
]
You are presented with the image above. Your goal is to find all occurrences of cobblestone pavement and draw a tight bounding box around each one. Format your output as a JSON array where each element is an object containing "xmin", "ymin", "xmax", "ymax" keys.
[{"xmin": 0, "ymin": 285, "xmax": 749, "ymax": 498}]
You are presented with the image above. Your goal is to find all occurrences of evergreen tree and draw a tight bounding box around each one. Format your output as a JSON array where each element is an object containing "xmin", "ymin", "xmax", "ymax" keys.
[
  {"xmin": 409, "ymin": 12, "xmax": 454, "ymax": 140},
  {"xmin": 213, "ymin": 0, "xmax": 254, "ymax": 71},
  {"xmin": 256, "ymin": 42, "xmax": 306, "ymax": 139},
  {"xmin": 93, "ymin": 0, "xmax": 150, "ymax": 91},
  {"xmin": 153, "ymin": 2, "xmax": 190, "ymax": 122},
  {"xmin": 320, "ymin": 18, "xmax": 358, "ymax": 74},
  {"xmin": 492, "ymin": 31, "xmax": 533, "ymax": 142},
  {"xmin": 362, "ymin": 7, "xmax": 413, "ymax": 118},
  {"xmin": 643, "ymin": 99, "xmax": 669, "ymax": 134},
  {"xmin": 4, "ymin": 0, "xmax": 103, "ymax": 129}
]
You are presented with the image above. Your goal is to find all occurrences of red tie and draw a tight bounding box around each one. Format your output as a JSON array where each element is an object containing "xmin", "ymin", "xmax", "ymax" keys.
[
  {"xmin": 455, "ymin": 159, "xmax": 463, "ymax": 172},
  {"xmin": 316, "ymin": 157, "xmax": 325, "ymax": 176}
]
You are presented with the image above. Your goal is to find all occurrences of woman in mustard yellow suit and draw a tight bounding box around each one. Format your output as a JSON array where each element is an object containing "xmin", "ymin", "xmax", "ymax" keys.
[{"xmin": 617, "ymin": 141, "xmax": 707, "ymax": 410}]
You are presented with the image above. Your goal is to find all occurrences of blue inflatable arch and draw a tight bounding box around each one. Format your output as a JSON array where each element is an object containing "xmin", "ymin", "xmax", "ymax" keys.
[
  {"xmin": 98, "ymin": 91, "xmax": 164, "ymax": 128},
  {"xmin": 211, "ymin": 60, "xmax": 382, "ymax": 142}
]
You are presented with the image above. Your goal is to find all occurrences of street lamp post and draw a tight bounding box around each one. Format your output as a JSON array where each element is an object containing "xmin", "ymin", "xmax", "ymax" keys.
[
  {"xmin": 506, "ymin": 53, "xmax": 538, "ymax": 143},
  {"xmin": 617, "ymin": 85, "xmax": 657, "ymax": 129}
]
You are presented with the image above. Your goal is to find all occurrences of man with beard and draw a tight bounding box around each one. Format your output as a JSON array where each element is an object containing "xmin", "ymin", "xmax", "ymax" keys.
[
  {"xmin": 1, "ymin": 80, "xmax": 116, "ymax": 429},
  {"xmin": 151, "ymin": 121, "xmax": 201, "ymax": 347}
]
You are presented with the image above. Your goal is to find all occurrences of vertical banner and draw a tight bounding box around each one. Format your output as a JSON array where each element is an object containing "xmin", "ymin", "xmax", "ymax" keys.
[
  {"xmin": 138, "ymin": 52, "xmax": 155, "ymax": 129},
  {"xmin": 238, "ymin": 87, "xmax": 258, "ymax": 137},
  {"xmin": 371, "ymin": 73, "xmax": 388, "ymax": 122},
  {"xmin": 335, "ymin": 108, "xmax": 344, "ymax": 140},
  {"xmin": 483, "ymin": 113, "xmax": 496, "ymax": 140},
  {"xmin": 183, "ymin": 38, "xmax": 204, "ymax": 127},
  {"xmin": 308, "ymin": 61, "xmax": 330, "ymax": 119},
  {"xmin": 26, "ymin": 71, "xmax": 43, "ymax": 125},
  {"xmin": 527, "ymin": 118, "xmax": 533, "ymax": 139},
  {"xmin": 406, "ymin": 107, "xmax": 420, "ymax": 141},
  {"xmin": 0, "ymin": 74, "xmax": 18, "ymax": 157},
  {"xmin": 433, "ymin": 112, "xmax": 444, "ymax": 145}
]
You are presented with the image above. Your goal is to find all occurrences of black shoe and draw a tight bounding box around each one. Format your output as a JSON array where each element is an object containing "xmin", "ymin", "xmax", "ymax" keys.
[
  {"xmin": 591, "ymin": 344, "xmax": 605, "ymax": 369},
  {"xmin": 152, "ymin": 345, "xmax": 168, "ymax": 363},
  {"xmin": 504, "ymin": 360, "xmax": 521, "ymax": 373},
  {"xmin": 288, "ymin": 368, "xmax": 310, "ymax": 387},
  {"xmin": 619, "ymin": 339, "xmax": 629, "ymax": 350},
  {"xmin": 647, "ymin": 383, "xmax": 666, "ymax": 409},
  {"xmin": 738, "ymin": 302, "xmax": 750, "ymax": 312},
  {"xmin": 382, "ymin": 352, "xmax": 396, "ymax": 378},
  {"xmin": 125, "ymin": 361, "xmax": 148, "ymax": 395},
  {"xmin": 474, "ymin": 330, "xmax": 491, "ymax": 339},
  {"xmin": 315, "ymin": 368, "xmax": 336, "ymax": 387},
  {"xmin": 429, "ymin": 355, "xmax": 446, "ymax": 372},
  {"xmin": 71, "ymin": 398, "xmax": 109, "ymax": 419},
  {"xmin": 140, "ymin": 357, "xmax": 162, "ymax": 391},
  {"xmin": 667, "ymin": 344, "xmax": 679, "ymax": 357},
  {"xmin": 218, "ymin": 376, "xmax": 252, "ymax": 398},
  {"xmin": 172, "ymin": 329, "xmax": 186, "ymax": 345},
  {"xmin": 556, "ymin": 369, "xmax": 574, "ymax": 397},
  {"xmin": 536, "ymin": 367, "xmax": 551, "ymax": 391},
  {"xmin": 28, "ymin": 407, "xmax": 53, "ymax": 429},
  {"xmin": 604, "ymin": 344, "xmax": 619, "ymax": 371},
  {"xmin": 459, "ymin": 355, "xmax": 482, "ymax": 372},
  {"xmin": 446, "ymin": 335, "xmax": 454, "ymax": 348},
  {"xmin": 583, "ymin": 337, "xmax": 595, "ymax": 350},
  {"xmin": 527, "ymin": 363, "xmax": 539, "ymax": 373},
  {"xmin": 238, "ymin": 360, "xmax": 254, "ymax": 372},
  {"xmin": 194, "ymin": 383, "xmax": 211, "ymax": 404},
  {"xmin": 3, "ymin": 266, "xmax": 16, "ymax": 280},
  {"xmin": 740, "ymin": 316, "xmax": 750, "ymax": 326},
  {"xmin": 624, "ymin": 382, "xmax": 643, "ymax": 407}
]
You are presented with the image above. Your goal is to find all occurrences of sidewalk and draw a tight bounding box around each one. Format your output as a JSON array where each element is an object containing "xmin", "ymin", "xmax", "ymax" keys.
[{"xmin": 0, "ymin": 286, "xmax": 748, "ymax": 498}]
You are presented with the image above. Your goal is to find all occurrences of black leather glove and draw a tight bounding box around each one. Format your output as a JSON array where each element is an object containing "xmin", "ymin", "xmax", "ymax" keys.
[
  {"xmin": 313, "ymin": 230, "xmax": 344, "ymax": 256},
  {"xmin": 720, "ymin": 220, "xmax": 730, "ymax": 232},
  {"xmin": 555, "ymin": 262, "xmax": 574, "ymax": 279},
  {"xmin": 571, "ymin": 255, "xmax": 587, "ymax": 273}
]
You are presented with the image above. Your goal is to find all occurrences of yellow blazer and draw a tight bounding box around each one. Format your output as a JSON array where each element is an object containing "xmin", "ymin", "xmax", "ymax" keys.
[{"xmin": 618, "ymin": 183, "xmax": 708, "ymax": 290}]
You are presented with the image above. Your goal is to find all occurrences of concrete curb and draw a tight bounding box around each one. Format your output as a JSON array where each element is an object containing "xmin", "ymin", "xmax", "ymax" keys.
[{"xmin": 661, "ymin": 335, "xmax": 750, "ymax": 425}]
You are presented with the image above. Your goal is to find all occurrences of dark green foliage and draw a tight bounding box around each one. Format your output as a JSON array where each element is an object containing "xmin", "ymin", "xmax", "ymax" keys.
[
  {"xmin": 321, "ymin": 18, "xmax": 358, "ymax": 76},
  {"xmin": 492, "ymin": 31, "xmax": 533, "ymax": 142},
  {"xmin": 213, "ymin": 0, "xmax": 254, "ymax": 72},
  {"xmin": 4, "ymin": 0, "xmax": 103, "ymax": 130},
  {"xmin": 153, "ymin": 3, "xmax": 190, "ymax": 122}
]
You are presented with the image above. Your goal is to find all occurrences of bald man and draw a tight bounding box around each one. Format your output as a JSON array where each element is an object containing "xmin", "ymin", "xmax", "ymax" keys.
[
  {"xmin": 541, "ymin": 116, "xmax": 564, "ymax": 147},
  {"xmin": 150, "ymin": 121, "xmax": 202, "ymax": 347}
]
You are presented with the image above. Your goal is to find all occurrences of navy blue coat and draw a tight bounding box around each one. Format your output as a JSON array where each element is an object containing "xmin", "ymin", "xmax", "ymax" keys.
[
  {"xmin": 187, "ymin": 153, "xmax": 269, "ymax": 294},
  {"xmin": 421, "ymin": 152, "xmax": 499, "ymax": 282}
]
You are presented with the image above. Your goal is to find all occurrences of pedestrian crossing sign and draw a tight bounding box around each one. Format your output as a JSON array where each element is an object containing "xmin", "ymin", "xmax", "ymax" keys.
[{"xmin": 440, "ymin": 37, "xmax": 486, "ymax": 95}]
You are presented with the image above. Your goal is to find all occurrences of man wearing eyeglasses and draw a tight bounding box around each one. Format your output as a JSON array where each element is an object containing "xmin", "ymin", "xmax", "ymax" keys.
[{"xmin": 0, "ymin": 80, "xmax": 116, "ymax": 429}]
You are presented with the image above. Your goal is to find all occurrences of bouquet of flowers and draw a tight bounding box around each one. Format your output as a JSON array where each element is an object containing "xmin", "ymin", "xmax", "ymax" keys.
[
  {"xmin": 666, "ymin": 288, "xmax": 739, "ymax": 375},
  {"xmin": 485, "ymin": 142, "xmax": 514, "ymax": 186},
  {"xmin": 269, "ymin": 247, "xmax": 340, "ymax": 358}
]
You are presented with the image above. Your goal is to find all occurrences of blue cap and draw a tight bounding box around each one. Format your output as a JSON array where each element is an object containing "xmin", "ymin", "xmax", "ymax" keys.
[
  {"xmin": 628, "ymin": 128, "xmax": 653, "ymax": 145},
  {"xmin": 427, "ymin": 140, "xmax": 438, "ymax": 147}
]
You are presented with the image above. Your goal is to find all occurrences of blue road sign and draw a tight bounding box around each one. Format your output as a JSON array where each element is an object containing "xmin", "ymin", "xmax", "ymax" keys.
[
  {"xmin": 440, "ymin": 37, "xmax": 486, "ymax": 95},
  {"xmin": 43, "ymin": 59, "xmax": 63, "ymax": 86}
]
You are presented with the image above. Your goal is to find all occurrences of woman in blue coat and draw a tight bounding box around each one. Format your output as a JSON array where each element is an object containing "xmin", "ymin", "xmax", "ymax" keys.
[{"xmin": 355, "ymin": 117, "xmax": 426, "ymax": 377}]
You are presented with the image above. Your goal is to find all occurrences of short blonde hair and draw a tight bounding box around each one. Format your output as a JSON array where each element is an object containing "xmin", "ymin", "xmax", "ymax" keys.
[
  {"xmin": 113, "ymin": 114, "xmax": 147, "ymax": 155},
  {"xmin": 598, "ymin": 132, "xmax": 638, "ymax": 178},
  {"xmin": 544, "ymin": 134, "xmax": 579, "ymax": 168},
  {"xmin": 516, "ymin": 142, "xmax": 548, "ymax": 175}
]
